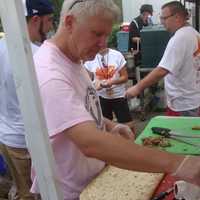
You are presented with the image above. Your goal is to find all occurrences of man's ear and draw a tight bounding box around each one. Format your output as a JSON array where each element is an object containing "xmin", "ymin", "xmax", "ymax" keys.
[
  {"xmin": 63, "ymin": 15, "xmax": 75, "ymax": 32},
  {"xmin": 31, "ymin": 15, "xmax": 40, "ymax": 22},
  {"xmin": 29, "ymin": 15, "xmax": 41, "ymax": 25},
  {"xmin": 174, "ymin": 13, "xmax": 181, "ymax": 23}
]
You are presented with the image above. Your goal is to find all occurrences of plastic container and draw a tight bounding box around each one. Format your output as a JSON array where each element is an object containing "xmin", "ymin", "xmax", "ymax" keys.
[
  {"xmin": 128, "ymin": 98, "xmax": 140, "ymax": 111},
  {"xmin": 117, "ymin": 31, "xmax": 129, "ymax": 53},
  {"xmin": 124, "ymin": 53, "xmax": 135, "ymax": 69}
]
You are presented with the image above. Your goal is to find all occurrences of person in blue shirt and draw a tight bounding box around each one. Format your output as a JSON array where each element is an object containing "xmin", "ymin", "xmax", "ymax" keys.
[{"xmin": 0, "ymin": 0, "xmax": 54, "ymax": 199}]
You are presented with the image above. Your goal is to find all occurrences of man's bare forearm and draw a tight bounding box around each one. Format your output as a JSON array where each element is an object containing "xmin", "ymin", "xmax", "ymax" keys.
[
  {"xmin": 87, "ymin": 131, "xmax": 183, "ymax": 173},
  {"xmin": 110, "ymin": 75, "xmax": 127, "ymax": 85},
  {"xmin": 137, "ymin": 67, "xmax": 169, "ymax": 92},
  {"xmin": 67, "ymin": 122, "xmax": 183, "ymax": 174}
]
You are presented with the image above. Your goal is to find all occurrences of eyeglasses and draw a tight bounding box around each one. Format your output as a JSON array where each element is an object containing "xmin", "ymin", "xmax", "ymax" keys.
[
  {"xmin": 69, "ymin": 0, "xmax": 85, "ymax": 10},
  {"xmin": 160, "ymin": 13, "xmax": 175, "ymax": 21}
]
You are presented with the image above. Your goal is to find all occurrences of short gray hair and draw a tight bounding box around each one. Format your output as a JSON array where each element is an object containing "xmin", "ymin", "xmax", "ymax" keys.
[{"xmin": 60, "ymin": 0, "xmax": 120, "ymax": 24}]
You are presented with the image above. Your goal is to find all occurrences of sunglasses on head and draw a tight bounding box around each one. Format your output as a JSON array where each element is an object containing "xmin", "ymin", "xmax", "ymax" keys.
[{"xmin": 69, "ymin": 0, "xmax": 91, "ymax": 10}]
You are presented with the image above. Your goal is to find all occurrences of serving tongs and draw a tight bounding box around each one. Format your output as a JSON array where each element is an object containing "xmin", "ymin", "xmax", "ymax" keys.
[{"xmin": 151, "ymin": 127, "xmax": 200, "ymax": 148}]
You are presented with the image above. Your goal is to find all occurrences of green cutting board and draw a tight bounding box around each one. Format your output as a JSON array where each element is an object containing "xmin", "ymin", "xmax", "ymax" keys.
[{"xmin": 136, "ymin": 116, "xmax": 200, "ymax": 155}]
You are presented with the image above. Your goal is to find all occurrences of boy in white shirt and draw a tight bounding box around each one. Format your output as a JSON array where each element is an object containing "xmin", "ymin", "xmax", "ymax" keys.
[{"xmin": 84, "ymin": 47, "xmax": 133, "ymax": 125}]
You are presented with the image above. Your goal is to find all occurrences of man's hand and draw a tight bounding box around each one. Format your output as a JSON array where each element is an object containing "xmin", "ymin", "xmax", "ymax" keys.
[
  {"xmin": 100, "ymin": 80, "xmax": 113, "ymax": 88},
  {"xmin": 94, "ymin": 80, "xmax": 103, "ymax": 90},
  {"xmin": 173, "ymin": 156, "xmax": 200, "ymax": 186},
  {"xmin": 126, "ymin": 85, "xmax": 140, "ymax": 98},
  {"xmin": 111, "ymin": 124, "xmax": 135, "ymax": 140}
]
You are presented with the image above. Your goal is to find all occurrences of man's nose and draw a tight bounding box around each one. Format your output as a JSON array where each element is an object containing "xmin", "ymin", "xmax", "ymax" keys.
[{"xmin": 98, "ymin": 36, "xmax": 108, "ymax": 48}]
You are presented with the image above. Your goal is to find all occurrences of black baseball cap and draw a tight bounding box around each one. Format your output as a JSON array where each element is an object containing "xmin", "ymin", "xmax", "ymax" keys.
[
  {"xmin": 23, "ymin": 0, "xmax": 54, "ymax": 17},
  {"xmin": 140, "ymin": 4, "xmax": 153, "ymax": 15}
]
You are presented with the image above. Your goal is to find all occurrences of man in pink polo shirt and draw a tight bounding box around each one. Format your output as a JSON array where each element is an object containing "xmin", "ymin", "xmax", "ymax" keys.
[{"xmin": 31, "ymin": 0, "xmax": 200, "ymax": 199}]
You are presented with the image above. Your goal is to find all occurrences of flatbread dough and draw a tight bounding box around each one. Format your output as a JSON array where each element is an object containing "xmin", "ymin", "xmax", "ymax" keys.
[{"xmin": 80, "ymin": 166, "xmax": 164, "ymax": 200}]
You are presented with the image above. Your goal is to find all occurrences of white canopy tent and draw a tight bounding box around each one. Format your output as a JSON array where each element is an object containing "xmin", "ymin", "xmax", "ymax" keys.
[{"xmin": 0, "ymin": 0, "xmax": 63, "ymax": 199}]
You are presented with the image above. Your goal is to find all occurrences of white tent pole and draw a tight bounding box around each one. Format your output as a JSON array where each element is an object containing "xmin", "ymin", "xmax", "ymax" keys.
[{"xmin": 0, "ymin": 0, "xmax": 63, "ymax": 199}]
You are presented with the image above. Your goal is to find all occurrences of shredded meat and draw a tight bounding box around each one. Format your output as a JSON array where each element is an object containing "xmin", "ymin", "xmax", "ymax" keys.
[{"xmin": 142, "ymin": 136, "xmax": 171, "ymax": 147}]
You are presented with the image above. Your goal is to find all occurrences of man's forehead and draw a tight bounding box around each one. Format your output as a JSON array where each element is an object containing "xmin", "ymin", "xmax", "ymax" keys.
[
  {"xmin": 39, "ymin": 13, "xmax": 53, "ymax": 20},
  {"xmin": 86, "ymin": 14, "xmax": 113, "ymax": 24},
  {"xmin": 143, "ymin": 11, "xmax": 152, "ymax": 15},
  {"xmin": 46, "ymin": 13, "xmax": 54, "ymax": 19},
  {"xmin": 88, "ymin": 16, "xmax": 112, "ymax": 30},
  {"xmin": 162, "ymin": 7, "xmax": 171, "ymax": 14}
]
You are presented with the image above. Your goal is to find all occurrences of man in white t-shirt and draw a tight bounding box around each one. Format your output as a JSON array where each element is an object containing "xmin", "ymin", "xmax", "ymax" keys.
[
  {"xmin": 30, "ymin": 1, "xmax": 200, "ymax": 199},
  {"xmin": 84, "ymin": 47, "xmax": 133, "ymax": 126},
  {"xmin": 0, "ymin": 0, "xmax": 54, "ymax": 199},
  {"xmin": 126, "ymin": 1, "xmax": 200, "ymax": 117}
]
